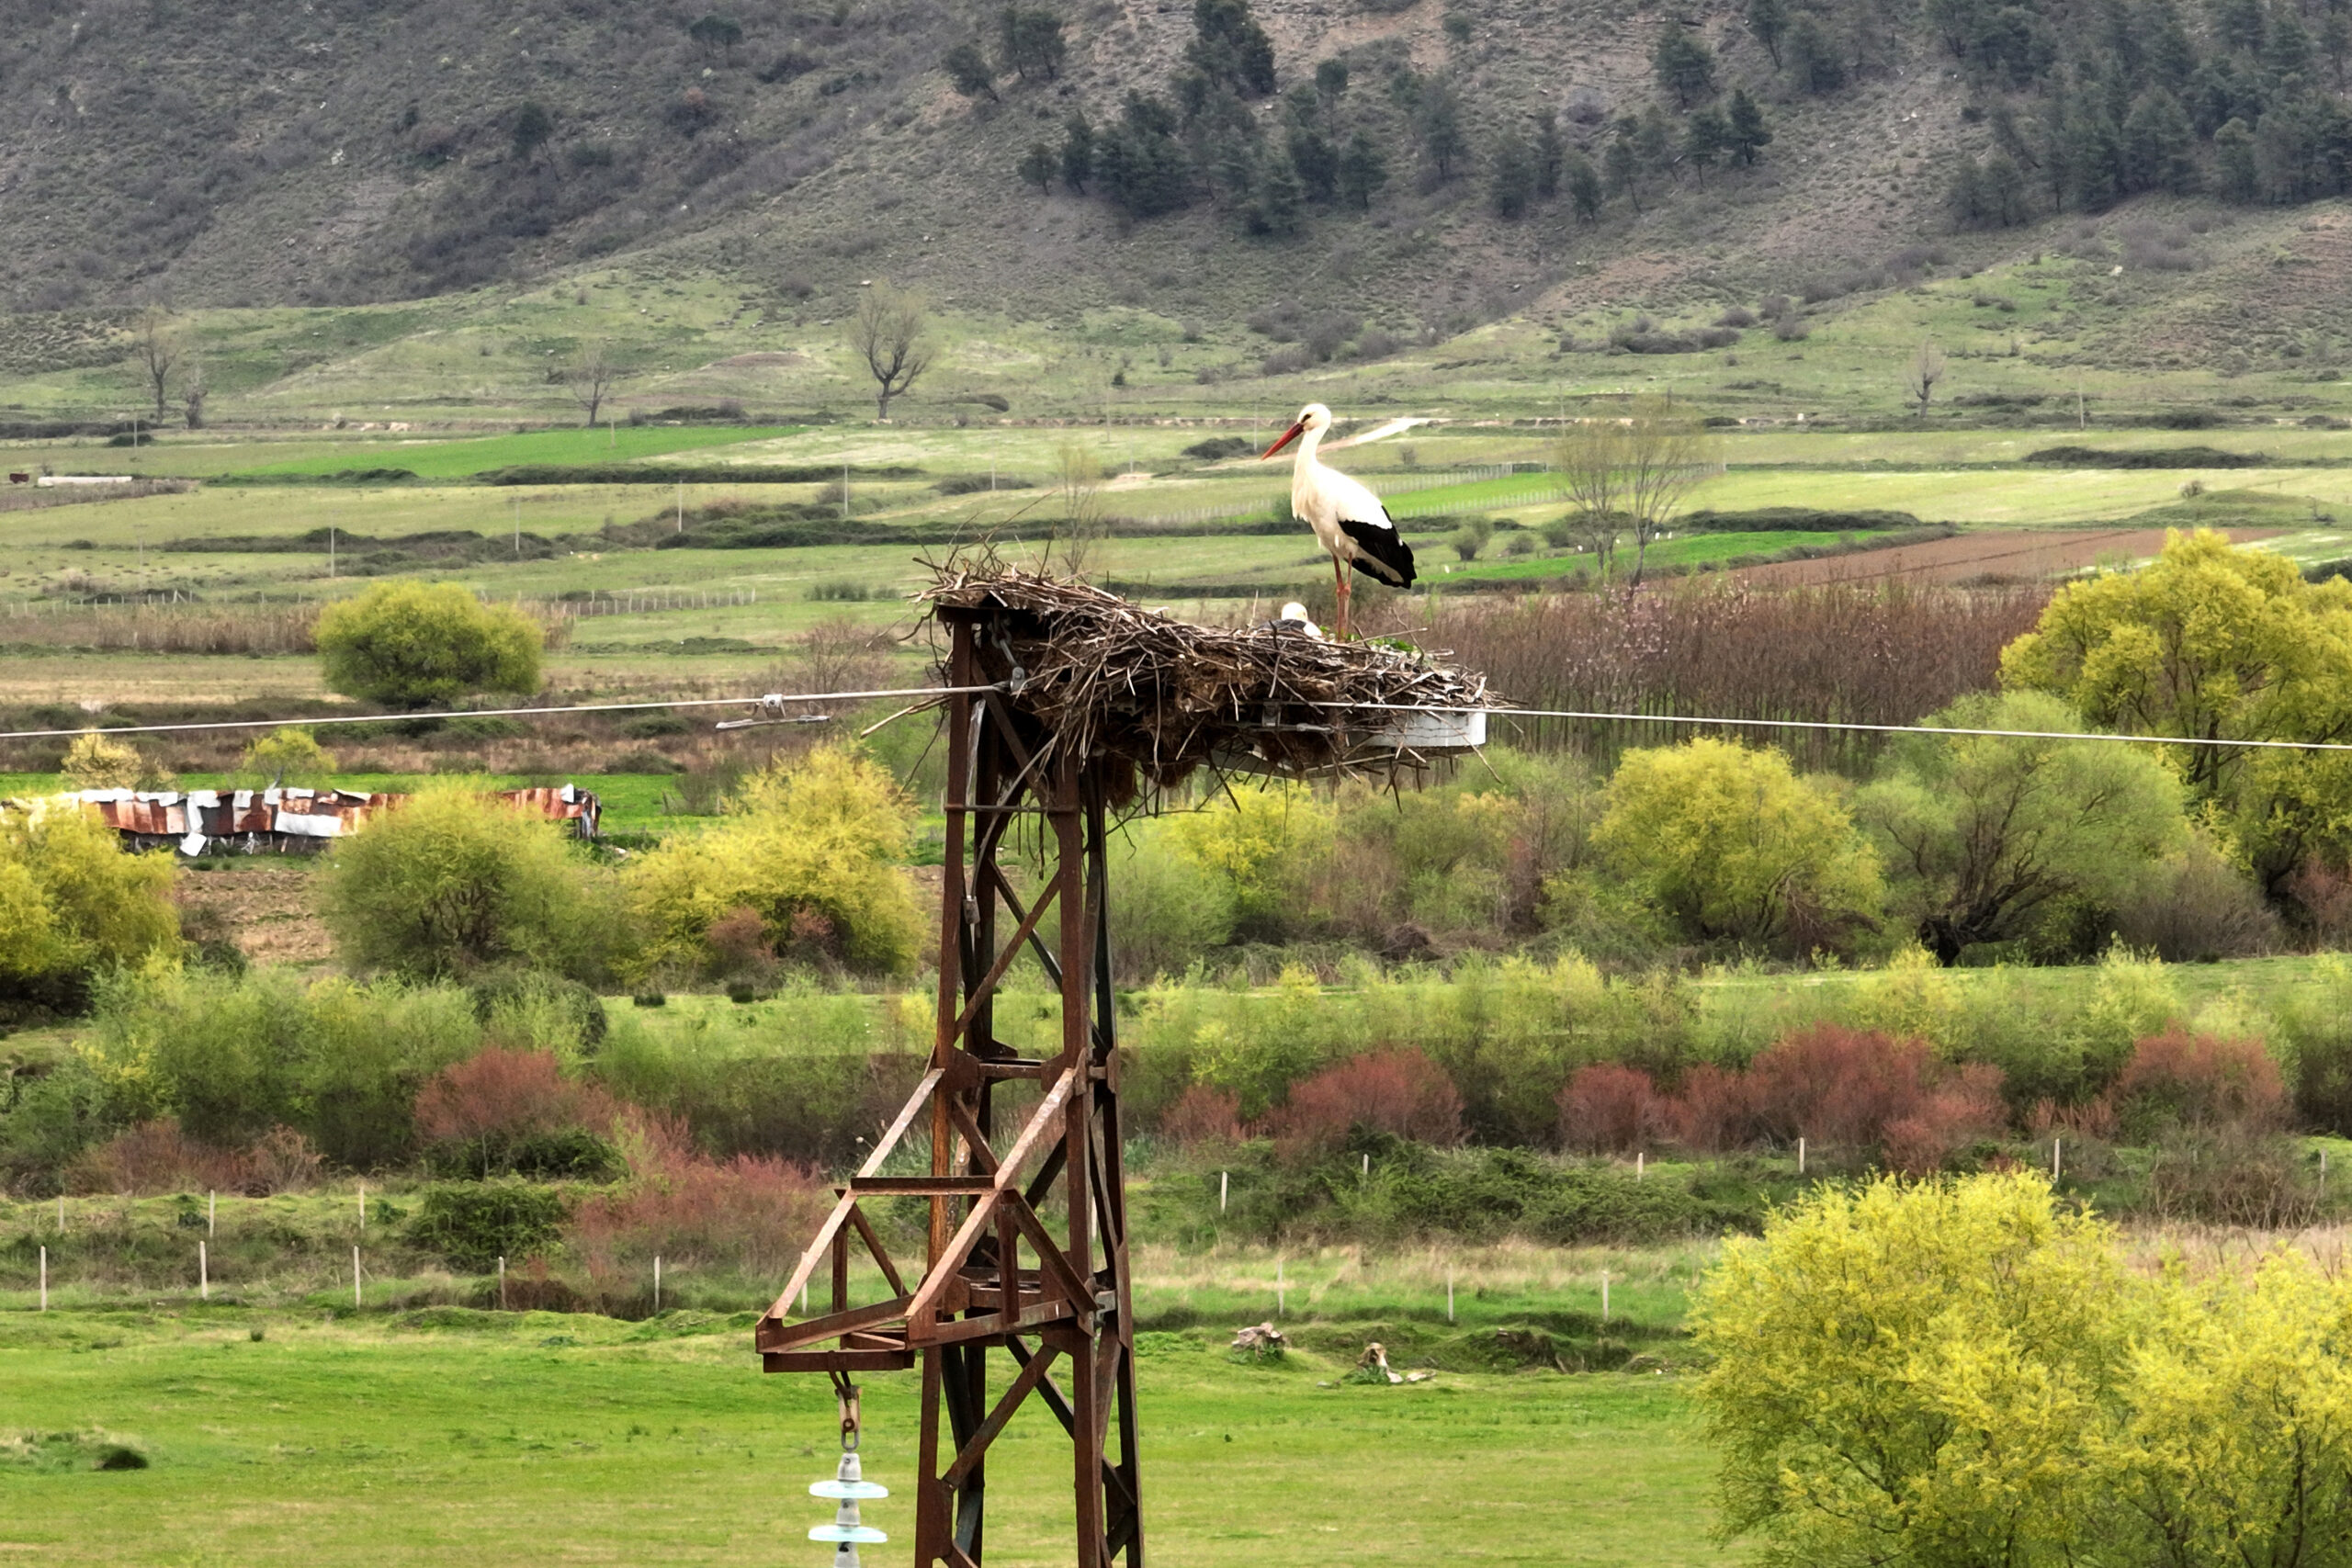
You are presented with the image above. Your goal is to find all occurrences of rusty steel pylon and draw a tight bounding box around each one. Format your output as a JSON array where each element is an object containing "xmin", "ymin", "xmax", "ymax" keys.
[{"xmin": 758, "ymin": 611, "xmax": 1143, "ymax": 1568}]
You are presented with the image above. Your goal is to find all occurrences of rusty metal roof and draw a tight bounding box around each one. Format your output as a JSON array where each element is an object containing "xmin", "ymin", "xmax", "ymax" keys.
[{"xmin": 2, "ymin": 784, "xmax": 601, "ymax": 853}]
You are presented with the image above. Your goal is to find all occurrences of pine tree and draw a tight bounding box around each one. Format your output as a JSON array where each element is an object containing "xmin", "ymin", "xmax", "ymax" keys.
[
  {"xmin": 1604, "ymin": 132, "xmax": 1644, "ymax": 210},
  {"xmin": 2121, "ymin": 88, "xmax": 2196, "ymax": 195},
  {"xmin": 1315, "ymin": 57, "xmax": 1350, "ymax": 103},
  {"xmin": 1685, "ymin": 107, "xmax": 1730, "ymax": 178},
  {"xmin": 943, "ymin": 42, "xmax": 1000, "ymax": 102},
  {"xmin": 1535, "ymin": 114, "xmax": 1565, "ymax": 198},
  {"xmin": 1488, "ymin": 129, "xmax": 1537, "ymax": 217},
  {"xmin": 1653, "ymin": 26, "xmax": 1718, "ymax": 107},
  {"xmin": 1247, "ymin": 149, "xmax": 1304, "ymax": 235},
  {"xmin": 1949, "ymin": 154, "xmax": 1989, "ymax": 227},
  {"xmin": 1566, "ymin": 152, "xmax": 1605, "ymax": 220},
  {"xmin": 1288, "ymin": 122, "xmax": 1339, "ymax": 201},
  {"xmin": 1098, "ymin": 92, "xmax": 1193, "ymax": 218},
  {"xmin": 2215, "ymin": 116, "xmax": 2259, "ymax": 201},
  {"xmin": 1633, "ymin": 106, "xmax": 1676, "ymax": 181},
  {"xmin": 1017, "ymin": 141, "xmax": 1057, "ymax": 192},
  {"xmin": 1726, "ymin": 87, "xmax": 1772, "ymax": 164},
  {"xmin": 999, "ymin": 6, "xmax": 1068, "ymax": 82},
  {"xmin": 1337, "ymin": 130, "xmax": 1388, "ymax": 209},
  {"xmin": 1187, "ymin": 0, "xmax": 1277, "ymax": 97},
  {"xmin": 1786, "ymin": 14, "xmax": 1846, "ymax": 93},
  {"xmin": 1747, "ymin": 0, "xmax": 1786, "ymax": 66},
  {"xmin": 2065, "ymin": 104, "xmax": 2123, "ymax": 208},
  {"xmin": 1060, "ymin": 110, "xmax": 1094, "ymax": 193},
  {"xmin": 1419, "ymin": 75, "xmax": 1466, "ymax": 180},
  {"xmin": 1982, "ymin": 152, "xmax": 2030, "ymax": 225}
]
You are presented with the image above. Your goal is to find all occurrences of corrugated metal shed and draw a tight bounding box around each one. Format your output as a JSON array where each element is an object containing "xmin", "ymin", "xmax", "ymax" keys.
[{"xmin": 2, "ymin": 784, "xmax": 601, "ymax": 855}]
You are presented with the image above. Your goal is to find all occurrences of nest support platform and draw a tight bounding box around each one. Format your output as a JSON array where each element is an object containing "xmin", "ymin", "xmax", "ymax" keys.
[{"xmin": 755, "ymin": 572, "xmax": 1496, "ymax": 1567}]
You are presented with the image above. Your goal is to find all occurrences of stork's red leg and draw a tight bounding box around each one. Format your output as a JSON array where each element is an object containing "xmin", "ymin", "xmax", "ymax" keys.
[{"xmin": 1334, "ymin": 557, "xmax": 1352, "ymax": 641}]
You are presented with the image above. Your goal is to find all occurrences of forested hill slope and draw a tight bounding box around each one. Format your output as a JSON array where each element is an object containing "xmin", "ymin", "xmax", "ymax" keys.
[{"xmin": 4, "ymin": 0, "xmax": 2350, "ymax": 332}]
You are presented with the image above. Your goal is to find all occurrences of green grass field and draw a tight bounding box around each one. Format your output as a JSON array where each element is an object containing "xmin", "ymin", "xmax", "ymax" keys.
[
  {"xmin": 0, "ymin": 1303, "xmax": 1719, "ymax": 1566},
  {"xmin": 232, "ymin": 425, "xmax": 808, "ymax": 479}
]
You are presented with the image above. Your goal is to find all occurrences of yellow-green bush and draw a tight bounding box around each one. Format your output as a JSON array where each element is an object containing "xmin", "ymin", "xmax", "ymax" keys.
[
  {"xmin": 321, "ymin": 783, "xmax": 625, "ymax": 984},
  {"xmin": 315, "ymin": 579, "xmax": 542, "ymax": 706},
  {"xmin": 1694, "ymin": 1171, "xmax": 2352, "ymax": 1567},
  {"xmin": 625, "ymin": 745, "xmax": 922, "ymax": 978},
  {"xmin": 0, "ymin": 804, "xmax": 180, "ymax": 1007},
  {"xmin": 1594, "ymin": 738, "xmax": 1883, "ymax": 952}
]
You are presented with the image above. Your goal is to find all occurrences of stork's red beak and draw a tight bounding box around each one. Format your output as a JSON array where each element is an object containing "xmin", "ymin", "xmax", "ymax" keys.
[{"xmin": 1260, "ymin": 422, "xmax": 1306, "ymax": 459}]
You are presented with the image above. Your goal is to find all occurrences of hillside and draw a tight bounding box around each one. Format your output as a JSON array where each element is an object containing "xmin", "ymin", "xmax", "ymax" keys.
[{"xmin": 8, "ymin": 0, "xmax": 2345, "ymax": 336}]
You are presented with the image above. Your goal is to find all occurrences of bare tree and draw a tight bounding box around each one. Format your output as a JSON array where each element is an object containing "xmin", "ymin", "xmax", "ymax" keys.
[
  {"xmin": 182, "ymin": 358, "xmax": 208, "ymax": 430},
  {"xmin": 1050, "ymin": 440, "xmax": 1106, "ymax": 578},
  {"xmin": 848, "ymin": 283, "xmax": 934, "ymax": 420},
  {"xmin": 1555, "ymin": 416, "xmax": 1632, "ymax": 577},
  {"xmin": 560, "ymin": 340, "xmax": 625, "ymax": 426},
  {"xmin": 1619, "ymin": 398, "xmax": 1717, "ymax": 585},
  {"xmin": 1555, "ymin": 399, "xmax": 1717, "ymax": 585},
  {"xmin": 1905, "ymin": 337, "xmax": 1948, "ymax": 419},
  {"xmin": 790, "ymin": 616, "xmax": 891, "ymax": 694},
  {"xmin": 130, "ymin": 310, "xmax": 181, "ymax": 425}
]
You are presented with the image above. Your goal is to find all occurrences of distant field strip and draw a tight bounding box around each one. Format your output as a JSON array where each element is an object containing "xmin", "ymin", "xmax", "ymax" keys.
[{"xmin": 235, "ymin": 426, "xmax": 804, "ymax": 479}]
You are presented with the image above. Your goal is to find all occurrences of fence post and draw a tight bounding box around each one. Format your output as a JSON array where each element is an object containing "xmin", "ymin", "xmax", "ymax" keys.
[
  {"xmin": 1219, "ymin": 1170, "xmax": 1227, "ymax": 1213},
  {"xmin": 39, "ymin": 1246, "xmax": 46, "ymax": 1312},
  {"xmin": 2052, "ymin": 1138, "xmax": 2063, "ymax": 1181},
  {"xmin": 1798, "ymin": 1136, "xmax": 1806, "ymax": 1176},
  {"xmin": 1635, "ymin": 1151, "xmax": 1644, "ymax": 1182},
  {"xmin": 653, "ymin": 1256, "xmax": 662, "ymax": 1314},
  {"xmin": 498, "ymin": 1256, "xmax": 507, "ymax": 1312}
]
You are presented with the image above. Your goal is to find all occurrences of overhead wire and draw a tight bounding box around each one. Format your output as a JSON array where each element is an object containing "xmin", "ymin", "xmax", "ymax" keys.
[
  {"xmin": 0, "ymin": 684, "xmax": 1005, "ymax": 741},
  {"xmin": 1310, "ymin": 700, "xmax": 2352, "ymax": 754},
  {"xmin": 1, "ymin": 685, "xmax": 2339, "ymax": 757}
]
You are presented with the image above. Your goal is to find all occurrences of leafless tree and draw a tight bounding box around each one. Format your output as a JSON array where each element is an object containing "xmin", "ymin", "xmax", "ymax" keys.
[
  {"xmin": 1050, "ymin": 440, "xmax": 1107, "ymax": 578},
  {"xmin": 130, "ymin": 310, "xmax": 181, "ymax": 425},
  {"xmin": 1555, "ymin": 416, "xmax": 1631, "ymax": 577},
  {"xmin": 790, "ymin": 616, "xmax": 892, "ymax": 694},
  {"xmin": 848, "ymin": 283, "xmax": 934, "ymax": 420},
  {"xmin": 560, "ymin": 340, "xmax": 625, "ymax": 426},
  {"xmin": 1905, "ymin": 337, "xmax": 1948, "ymax": 419},
  {"xmin": 1618, "ymin": 398, "xmax": 1718, "ymax": 585},
  {"xmin": 182, "ymin": 358, "xmax": 208, "ymax": 430},
  {"xmin": 1555, "ymin": 399, "xmax": 1717, "ymax": 585}
]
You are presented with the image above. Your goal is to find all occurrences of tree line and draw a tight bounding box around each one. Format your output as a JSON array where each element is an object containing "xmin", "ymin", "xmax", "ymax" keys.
[{"xmin": 967, "ymin": 0, "xmax": 1775, "ymax": 231}]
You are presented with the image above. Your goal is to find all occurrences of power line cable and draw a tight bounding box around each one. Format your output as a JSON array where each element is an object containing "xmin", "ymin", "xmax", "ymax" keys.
[
  {"xmin": 1313, "ymin": 701, "xmax": 2352, "ymax": 754},
  {"xmin": 0, "ymin": 685, "xmax": 1002, "ymax": 741}
]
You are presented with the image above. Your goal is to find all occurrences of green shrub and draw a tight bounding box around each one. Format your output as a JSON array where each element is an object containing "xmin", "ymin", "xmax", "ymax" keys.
[
  {"xmin": 322, "ymin": 784, "xmax": 627, "ymax": 984},
  {"xmin": 314, "ymin": 580, "xmax": 542, "ymax": 706},
  {"xmin": 408, "ymin": 1179, "xmax": 571, "ymax": 1270},
  {"xmin": 1594, "ymin": 738, "xmax": 1883, "ymax": 953},
  {"xmin": 238, "ymin": 727, "xmax": 336, "ymax": 785},
  {"xmin": 625, "ymin": 746, "xmax": 922, "ymax": 978},
  {"xmin": 0, "ymin": 805, "xmax": 181, "ymax": 1011}
]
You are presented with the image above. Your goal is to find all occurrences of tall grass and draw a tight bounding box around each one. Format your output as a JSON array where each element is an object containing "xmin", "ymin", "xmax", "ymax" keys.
[
  {"xmin": 0, "ymin": 599, "xmax": 322, "ymax": 654},
  {"xmin": 1427, "ymin": 577, "xmax": 2052, "ymax": 773}
]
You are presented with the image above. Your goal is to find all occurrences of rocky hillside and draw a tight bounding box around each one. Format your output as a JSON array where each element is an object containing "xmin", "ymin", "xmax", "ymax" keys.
[{"xmin": 3, "ymin": 0, "xmax": 2348, "ymax": 336}]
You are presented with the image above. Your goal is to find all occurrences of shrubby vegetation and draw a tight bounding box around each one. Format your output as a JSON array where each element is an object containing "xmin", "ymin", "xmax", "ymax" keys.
[
  {"xmin": 321, "ymin": 784, "xmax": 627, "ymax": 986},
  {"xmin": 0, "ymin": 805, "xmax": 179, "ymax": 1016},
  {"xmin": 315, "ymin": 580, "xmax": 543, "ymax": 707},
  {"xmin": 1697, "ymin": 1173, "xmax": 2352, "ymax": 1567}
]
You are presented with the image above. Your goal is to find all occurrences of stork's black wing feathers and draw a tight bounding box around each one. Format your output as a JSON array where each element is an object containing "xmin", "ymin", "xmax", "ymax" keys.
[{"xmin": 1340, "ymin": 517, "xmax": 1417, "ymax": 588}]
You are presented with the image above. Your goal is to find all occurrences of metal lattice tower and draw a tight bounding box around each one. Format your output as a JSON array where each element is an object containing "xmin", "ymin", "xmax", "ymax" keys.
[{"xmin": 758, "ymin": 609, "xmax": 1143, "ymax": 1568}]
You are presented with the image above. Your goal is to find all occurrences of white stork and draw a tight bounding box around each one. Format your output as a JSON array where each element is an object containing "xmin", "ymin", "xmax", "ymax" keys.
[
  {"xmin": 1261, "ymin": 402, "xmax": 1416, "ymax": 639},
  {"xmin": 1269, "ymin": 601, "xmax": 1323, "ymax": 638}
]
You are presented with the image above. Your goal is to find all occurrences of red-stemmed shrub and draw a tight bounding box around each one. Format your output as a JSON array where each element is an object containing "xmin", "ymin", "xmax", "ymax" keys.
[
  {"xmin": 1881, "ymin": 1063, "xmax": 2007, "ymax": 1177},
  {"xmin": 1263, "ymin": 1049, "xmax": 1465, "ymax": 1155},
  {"xmin": 1160, "ymin": 1085, "xmax": 1246, "ymax": 1150},
  {"xmin": 1668, "ymin": 1064, "xmax": 1754, "ymax": 1153},
  {"xmin": 414, "ymin": 1047, "xmax": 622, "ymax": 1146},
  {"xmin": 568, "ymin": 1111, "xmax": 829, "ymax": 1289},
  {"xmin": 1557, "ymin": 1064, "xmax": 1668, "ymax": 1154},
  {"xmin": 65, "ymin": 1118, "xmax": 322, "ymax": 1196},
  {"xmin": 2109, "ymin": 1028, "xmax": 2287, "ymax": 1137},
  {"xmin": 1746, "ymin": 1025, "xmax": 1937, "ymax": 1149}
]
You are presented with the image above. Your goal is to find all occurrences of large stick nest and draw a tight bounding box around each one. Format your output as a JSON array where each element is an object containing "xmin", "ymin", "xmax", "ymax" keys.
[{"xmin": 922, "ymin": 567, "xmax": 1498, "ymax": 791}]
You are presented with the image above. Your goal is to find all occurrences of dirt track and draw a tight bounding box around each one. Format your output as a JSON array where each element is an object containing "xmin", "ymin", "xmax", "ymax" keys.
[
  {"xmin": 1736, "ymin": 527, "xmax": 2288, "ymax": 586},
  {"xmin": 174, "ymin": 864, "xmax": 333, "ymax": 965}
]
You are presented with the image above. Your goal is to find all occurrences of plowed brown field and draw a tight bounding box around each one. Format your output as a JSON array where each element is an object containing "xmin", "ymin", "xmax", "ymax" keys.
[{"xmin": 1737, "ymin": 527, "xmax": 2287, "ymax": 586}]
